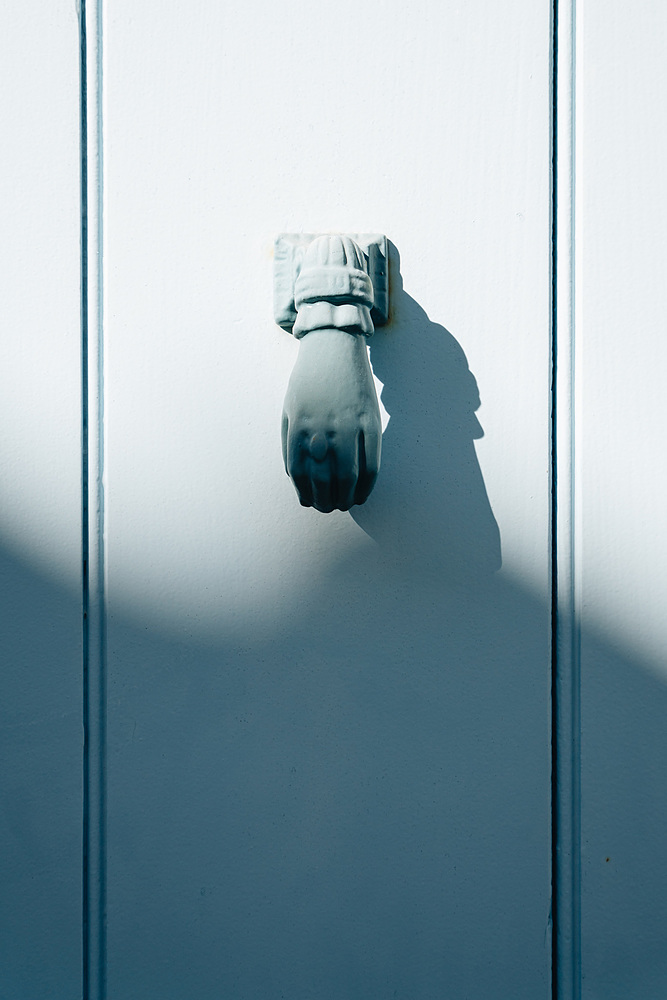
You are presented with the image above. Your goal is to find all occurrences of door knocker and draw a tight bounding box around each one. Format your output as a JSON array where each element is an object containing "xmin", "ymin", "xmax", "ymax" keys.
[{"xmin": 274, "ymin": 233, "xmax": 388, "ymax": 513}]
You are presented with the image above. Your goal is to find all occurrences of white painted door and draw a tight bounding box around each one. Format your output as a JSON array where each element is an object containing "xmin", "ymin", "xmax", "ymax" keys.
[
  {"xmin": 0, "ymin": 3, "xmax": 81, "ymax": 996},
  {"xmin": 101, "ymin": 3, "xmax": 552, "ymax": 998},
  {"xmin": 5, "ymin": 2, "xmax": 667, "ymax": 999},
  {"xmin": 575, "ymin": 4, "xmax": 667, "ymax": 998}
]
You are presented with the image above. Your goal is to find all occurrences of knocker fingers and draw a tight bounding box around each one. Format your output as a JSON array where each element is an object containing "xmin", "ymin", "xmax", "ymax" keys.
[
  {"xmin": 284, "ymin": 418, "xmax": 377, "ymax": 512},
  {"xmin": 285, "ymin": 422, "xmax": 314, "ymax": 508},
  {"xmin": 285, "ymin": 424, "xmax": 336, "ymax": 511},
  {"xmin": 308, "ymin": 432, "xmax": 335, "ymax": 513},
  {"xmin": 354, "ymin": 425, "xmax": 381, "ymax": 506},
  {"xmin": 331, "ymin": 433, "xmax": 360, "ymax": 512}
]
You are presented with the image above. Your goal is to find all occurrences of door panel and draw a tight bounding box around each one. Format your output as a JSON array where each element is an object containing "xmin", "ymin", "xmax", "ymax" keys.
[
  {"xmin": 7, "ymin": 3, "xmax": 667, "ymax": 997},
  {"xmin": 104, "ymin": 2, "xmax": 552, "ymax": 997},
  {"xmin": 579, "ymin": 4, "xmax": 667, "ymax": 997},
  {"xmin": 0, "ymin": 2, "xmax": 82, "ymax": 996}
]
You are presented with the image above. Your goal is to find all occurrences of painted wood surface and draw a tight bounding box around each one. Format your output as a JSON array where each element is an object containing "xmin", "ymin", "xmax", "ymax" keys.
[
  {"xmin": 578, "ymin": 3, "xmax": 667, "ymax": 997},
  {"xmin": 10, "ymin": 3, "xmax": 667, "ymax": 997},
  {"xmin": 102, "ymin": 2, "xmax": 552, "ymax": 997},
  {"xmin": 0, "ymin": 2, "xmax": 82, "ymax": 996}
]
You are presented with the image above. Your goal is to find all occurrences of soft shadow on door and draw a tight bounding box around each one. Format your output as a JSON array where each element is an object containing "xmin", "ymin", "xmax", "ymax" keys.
[
  {"xmin": 352, "ymin": 243, "xmax": 501, "ymax": 580},
  {"xmin": 98, "ymin": 246, "xmax": 555, "ymax": 999}
]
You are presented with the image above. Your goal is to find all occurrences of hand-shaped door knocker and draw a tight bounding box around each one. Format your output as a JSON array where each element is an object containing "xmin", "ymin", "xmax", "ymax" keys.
[{"xmin": 274, "ymin": 233, "xmax": 388, "ymax": 513}]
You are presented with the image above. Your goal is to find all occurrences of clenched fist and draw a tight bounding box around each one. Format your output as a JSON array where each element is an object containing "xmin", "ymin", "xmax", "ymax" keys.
[
  {"xmin": 282, "ymin": 327, "xmax": 382, "ymax": 513},
  {"xmin": 279, "ymin": 234, "xmax": 383, "ymax": 513}
]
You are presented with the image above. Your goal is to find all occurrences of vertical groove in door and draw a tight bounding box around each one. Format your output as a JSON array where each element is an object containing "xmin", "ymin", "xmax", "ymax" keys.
[
  {"xmin": 552, "ymin": 0, "xmax": 582, "ymax": 997},
  {"xmin": 80, "ymin": 1, "xmax": 106, "ymax": 998}
]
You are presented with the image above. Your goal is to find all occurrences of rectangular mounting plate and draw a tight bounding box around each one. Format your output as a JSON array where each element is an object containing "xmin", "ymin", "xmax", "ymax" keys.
[{"xmin": 274, "ymin": 233, "xmax": 389, "ymax": 332}]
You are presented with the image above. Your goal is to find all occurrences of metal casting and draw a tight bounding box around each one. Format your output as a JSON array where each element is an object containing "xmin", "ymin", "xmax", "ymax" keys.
[{"xmin": 274, "ymin": 233, "xmax": 388, "ymax": 513}]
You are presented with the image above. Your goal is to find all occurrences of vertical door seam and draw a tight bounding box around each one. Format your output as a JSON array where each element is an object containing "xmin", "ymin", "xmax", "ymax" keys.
[
  {"xmin": 552, "ymin": 0, "xmax": 582, "ymax": 997},
  {"xmin": 80, "ymin": 1, "xmax": 106, "ymax": 997}
]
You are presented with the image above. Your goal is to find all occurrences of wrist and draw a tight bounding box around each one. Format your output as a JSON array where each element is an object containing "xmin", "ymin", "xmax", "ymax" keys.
[
  {"xmin": 295, "ymin": 326, "xmax": 366, "ymax": 355},
  {"xmin": 293, "ymin": 300, "xmax": 373, "ymax": 338}
]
